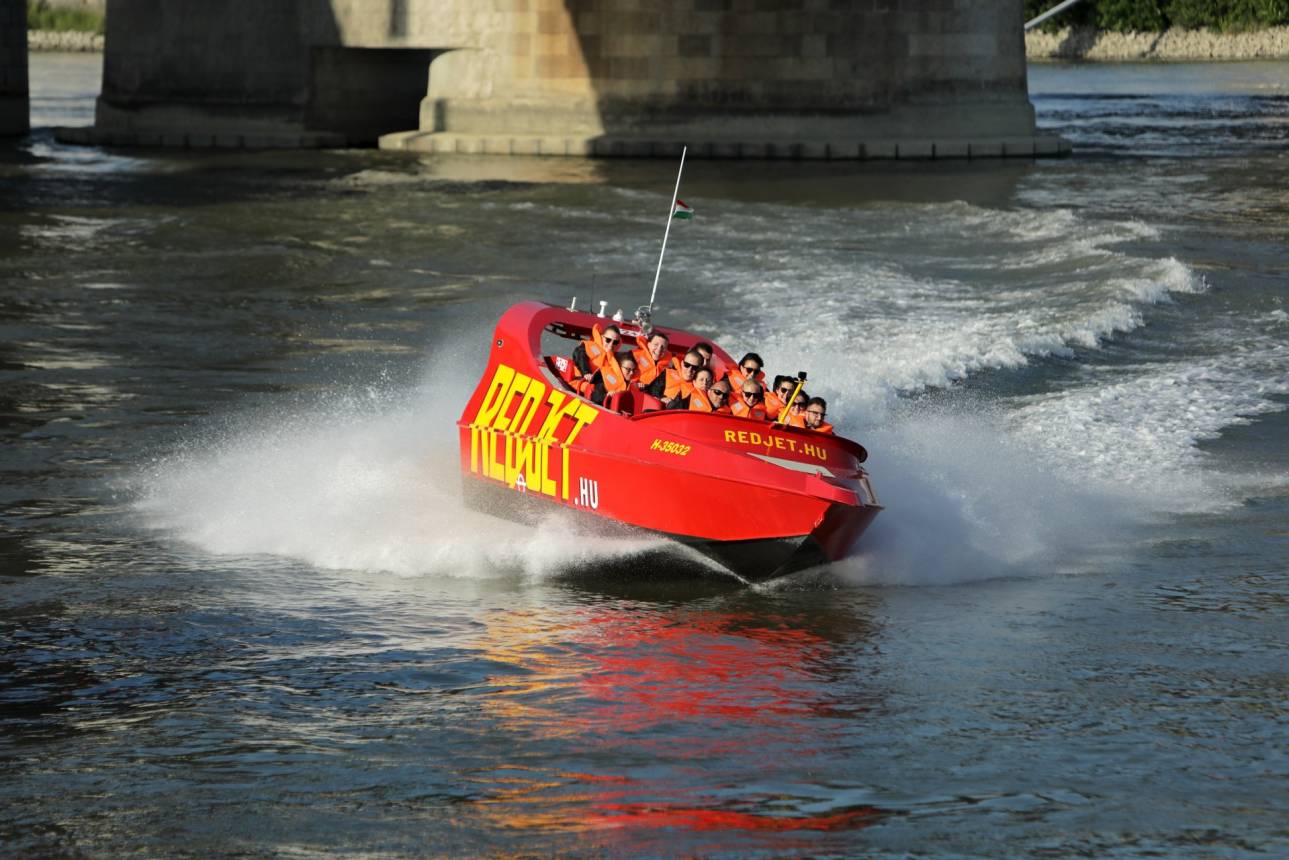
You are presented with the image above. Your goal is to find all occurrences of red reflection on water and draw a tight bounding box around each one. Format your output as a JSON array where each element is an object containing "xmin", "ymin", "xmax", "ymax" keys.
[
  {"xmin": 475, "ymin": 603, "xmax": 885, "ymax": 842},
  {"xmin": 576, "ymin": 609, "xmax": 834, "ymax": 731},
  {"xmin": 589, "ymin": 802, "xmax": 883, "ymax": 832}
]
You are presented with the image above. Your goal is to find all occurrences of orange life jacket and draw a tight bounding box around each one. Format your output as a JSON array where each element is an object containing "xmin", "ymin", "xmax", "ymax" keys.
[
  {"xmin": 786, "ymin": 411, "xmax": 808, "ymax": 428},
  {"xmin": 730, "ymin": 399, "xmax": 768, "ymax": 420},
  {"xmin": 576, "ymin": 326, "xmax": 625, "ymax": 397},
  {"xmin": 688, "ymin": 390, "xmax": 713, "ymax": 412},
  {"xmin": 664, "ymin": 367, "xmax": 696, "ymax": 402},
  {"xmin": 726, "ymin": 365, "xmax": 765, "ymax": 392},
  {"xmin": 809, "ymin": 421, "xmax": 835, "ymax": 435},
  {"xmin": 764, "ymin": 391, "xmax": 787, "ymax": 419},
  {"xmin": 632, "ymin": 335, "xmax": 669, "ymax": 385}
]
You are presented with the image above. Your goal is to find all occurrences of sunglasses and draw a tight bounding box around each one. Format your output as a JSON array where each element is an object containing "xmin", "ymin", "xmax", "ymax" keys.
[
  {"xmin": 776, "ymin": 386, "xmax": 793, "ymax": 395},
  {"xmin": 742, "ymin": 390, "xmax": 762, "ymax": 400},
  {"xmin": 742, "ymin": 364, "xmax": 759, "ymax": 373},
  {"xmin": 710, "ymin": 390, "xmax": 728, "ymax": 399},
  {"xmin": 683, "ymin": 360, "xmax": 702, "ymax": 371},
  {"xmin": 603, "ymin": 337, "xmax": 619, "ymax": 346}
]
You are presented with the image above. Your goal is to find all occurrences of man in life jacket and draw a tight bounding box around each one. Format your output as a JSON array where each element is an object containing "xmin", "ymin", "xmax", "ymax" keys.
[
  {"xmin": 670, "ymin": 366, "xmax": 714, "ymax": 411},
  {"xmin": 571, "ymin": 324, "xmax": 622, "ymax": 397},
  {"xmin": 590, "ymin": 354, "xmax": 637, "ymax": 405},
  {"xmin": 730, "ymin": 379, "xmax": 768, "ymax": 420},
  {"xmin": 706, "ymin": 379, "xmax": 733, "ymax": 414},
  {"xmin": 804, "ymin": 396, "xmax": 834, "ymax": 434},
  {"xmin": 765, "ymin": 375, "xmax": 795, "ymax": 418},
  {"xmin": 726, "ymin": 352, "xmax": 765, "ymax": 392},
  {"xmin": 632, "ymin": 331, "xmax": 670, "ymax": 392},
  {"xmin": 692, "ymin": 342, "xmax": 723, "ymax": 378},
  {"xmin": 659, "ymin": 349, "xmax": 705, "ymax": 407}
]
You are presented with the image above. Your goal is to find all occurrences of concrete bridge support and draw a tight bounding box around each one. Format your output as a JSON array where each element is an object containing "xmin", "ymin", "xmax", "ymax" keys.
[
  {"xmin": 63, "ymin": 0, "xmax": 1066, "ymax": 159},
  {"xmin": 0, "ymin": 0, "xmax": 28, "ymax": 136}
]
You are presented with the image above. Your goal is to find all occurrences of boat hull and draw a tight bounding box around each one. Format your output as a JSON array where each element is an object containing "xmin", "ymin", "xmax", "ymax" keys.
[{"xmin": 461, "ymin": 474, "xmax": 880, "ymax": 582}]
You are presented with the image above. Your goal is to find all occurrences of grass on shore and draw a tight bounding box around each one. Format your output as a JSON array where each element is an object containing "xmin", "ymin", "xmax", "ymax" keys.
[{"xmin": 27, "ymin": 2, "xmax": 105, "ymax": 35}]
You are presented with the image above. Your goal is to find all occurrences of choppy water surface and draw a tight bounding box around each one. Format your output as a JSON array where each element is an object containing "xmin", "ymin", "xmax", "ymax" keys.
[{"xmin": 2, "ymin": 54, "xmax": 1288, "ymax": 857}]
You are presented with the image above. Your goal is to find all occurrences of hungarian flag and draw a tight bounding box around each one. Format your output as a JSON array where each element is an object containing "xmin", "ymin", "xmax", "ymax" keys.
[{"xmin": 672, "ymin": 199, "xmax": 694, "ymax": 220}]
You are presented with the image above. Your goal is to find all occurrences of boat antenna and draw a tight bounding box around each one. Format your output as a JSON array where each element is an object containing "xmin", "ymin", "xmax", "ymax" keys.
[{"xmin": 647, "ymin": 145, "xmax": 688, "ymax": 314}]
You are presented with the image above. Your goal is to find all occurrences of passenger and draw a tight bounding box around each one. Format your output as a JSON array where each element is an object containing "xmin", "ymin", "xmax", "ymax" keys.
[
  {"xmin": 726, "ymin": 352, "xmax": 765, "ymax": 392},
  {"xmin": 706, "ymin": 380, "xmax": 733, "ymax": 414},
  {"xmin": 804, "ymin": 396, "xmax": 834, "ymax": 434},
  {"xmin": 765, "ymin": 375, "xmax": 795, "ymax": 418},
  {"xmin": 660, "ymin": 349, "xmax": 705, "ymax": 407},
  {"xmin": 693, "ymin": 342, "xmax": 729, "ymax": 382},
  {"xmin": 571, "ymin": 324, "xmax": 622, "ymax": 396},
  {"xmin": 590, "ymin": 353, "xmax": 637, "ymax": 406},
  {"xmin": 730, "ymin": 379, "xmax": 768, "ymax": 420},
  {"xmin": 786, "ymin": 390, "xmax": 810, "ymax": 427},
  {"xmin": 672, "ymin": 367, "xmax": 714, "ymax": 411},
  {"xmin": 632, "ymin": 331, "xmax": 670, "ymax": 388}
]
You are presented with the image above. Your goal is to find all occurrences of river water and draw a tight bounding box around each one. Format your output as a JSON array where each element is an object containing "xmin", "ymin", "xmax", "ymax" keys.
[{"xmin": 2, "ymin": 53, "xmax": 1287, "ymax": 858}]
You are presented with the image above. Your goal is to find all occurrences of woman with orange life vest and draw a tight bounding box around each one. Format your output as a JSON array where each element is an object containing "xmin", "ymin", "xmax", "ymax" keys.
[
  {"xmin": 784, "ymin": 390, "xmax": 810, "ymax": 427},
  {"xmin": 730, "ymin": 379, "xmax": 769, "ymax": 420},
  {"xmin": 765, "ymin": 375, "xmax": 794, "ymax": 417},
  {"xmin": 726, "ymin": 353, "xmax": 765, "ymax": 392},
  {"xmin": 571, "ymin": 324, "xmax": 623, "ymax": 398},
  {"xmin": 589, "ymin": 353, "xmax": 638, "ymax": 406},
  {"xmin": 804, "ymin": 396, "xmax": 834, "ymax": 434},
  {"xmin": 669, "ymin": 366, "xmax": 716, "ymax": 411}
]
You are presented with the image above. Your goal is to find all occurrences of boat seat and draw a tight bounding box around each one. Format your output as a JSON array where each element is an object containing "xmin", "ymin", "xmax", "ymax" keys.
[
  {"xmin": 545, "ymin": 354, "xmax": 579, "ymax": 390},
  {"xmin": 602, "ymin": 390, "xmax": 633, "ymax": 415}
]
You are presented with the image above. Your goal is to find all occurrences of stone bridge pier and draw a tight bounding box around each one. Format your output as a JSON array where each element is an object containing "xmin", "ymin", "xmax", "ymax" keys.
[
  {"xmin": 0, "ymin": 0, "xmax": 28, "ymax": 136},
  {"xmin": 63, "ymin": 0, "xmax": 1067, "ymax": 159}
]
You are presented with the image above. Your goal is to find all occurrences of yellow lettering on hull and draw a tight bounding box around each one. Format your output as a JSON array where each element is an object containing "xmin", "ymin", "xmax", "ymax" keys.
[{"xmin": 465, "ymin": 363, "xmax": 599, "ymax": 501}]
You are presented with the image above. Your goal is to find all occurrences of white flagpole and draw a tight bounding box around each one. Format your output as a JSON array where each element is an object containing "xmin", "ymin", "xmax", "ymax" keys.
[{"xmin": 648, "ymin": 146, "xmax": 687, "ymax": 311}]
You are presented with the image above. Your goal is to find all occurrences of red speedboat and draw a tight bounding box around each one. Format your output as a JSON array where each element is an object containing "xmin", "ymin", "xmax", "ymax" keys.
[{"xmin": 456, "ymin": 301, "xmax": 881, "ymax": 581}]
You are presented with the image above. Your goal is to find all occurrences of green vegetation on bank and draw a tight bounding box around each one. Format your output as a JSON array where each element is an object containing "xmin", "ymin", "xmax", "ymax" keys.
[
  {"xmin": 27, "ymin": 1, "xmax": 105, "ymax": 34},
  {"xmin": 1025, "ymin": 0, "xmax": 1289, "ymax": 31}
]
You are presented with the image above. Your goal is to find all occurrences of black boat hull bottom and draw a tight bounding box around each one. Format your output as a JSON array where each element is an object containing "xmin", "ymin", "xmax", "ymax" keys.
[{"xmin": 461, "ymin": 476, "xmax": 866, "ymax": 583}]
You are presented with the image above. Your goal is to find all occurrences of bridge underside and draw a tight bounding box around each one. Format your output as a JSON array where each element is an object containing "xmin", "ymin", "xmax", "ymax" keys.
[
  {"xmin": 61, "ymin": 0, "xmax": 1068, "ymax": 160},
  {"xmin": 0, "ymin": 0, "xmax": 28, "ymax": 137}
]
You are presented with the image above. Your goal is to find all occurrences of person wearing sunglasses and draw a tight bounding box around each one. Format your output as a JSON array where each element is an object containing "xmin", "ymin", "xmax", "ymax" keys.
[
  {"xmin": 706, "ymin": 380, "xmax": 733, "ymax": 414},
  {"xmin": 570, "ymin": 324, "xmax": 623, "ymax": 397},
  {"xmin": 660, "ymin": 349, "xmax": 706, "ymax": 407},
  {"xmin": 692, "ymin": 342, "xmax": 726, "ymax": 380},
  {"xmin": 727, "ymin": 352, "xmax": 766, "ymax": 392},
  {"xmin": 730, "ymin": 379, "xmax": 768, "ymax": 420},
  {"xmin": 765, "ymin": 374, "xmax": 794, "ymax": 417},
  {"xmin": 784, "ymin": 390, "xmax": 810, "ymax": 427},
  {"xmin": 804, "ymin": 396, "xmax": 834, "ymax": 434},
  {"xmin": 589, "ymin": 353, "xmax": 638, "ymax": 406}
]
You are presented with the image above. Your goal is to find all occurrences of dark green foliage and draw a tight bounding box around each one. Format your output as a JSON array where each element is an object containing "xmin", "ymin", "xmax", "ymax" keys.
[
  {"xmin": 1097, "ymin": 0, "xmax": 1168, "ymax": 30},
  {"xmin": 26, "ymin": 1, "xmax": 105, "ymax": 35},
  {"xmin": 1025, "ymin": 0, "xmax": 1289, "ymax": 31}
]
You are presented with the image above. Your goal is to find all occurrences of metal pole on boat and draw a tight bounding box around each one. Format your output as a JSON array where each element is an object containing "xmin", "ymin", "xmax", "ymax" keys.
[{"xmin": 648, "ymin": 146, "xmax": 688, "ymax": 311}]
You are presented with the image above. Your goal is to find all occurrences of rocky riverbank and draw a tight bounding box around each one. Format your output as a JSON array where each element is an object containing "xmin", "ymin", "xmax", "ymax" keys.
[
  {"xmin": 1027, "ymin": 25, "xmax": 1289, "ymax": 60},
  {"xmin": 28, "ymin": 30, "xmax": 103, "ymax": 52},
  {"xmin": 24, "ymin": 24, "xmax": 1289, "ymax": 61}
]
